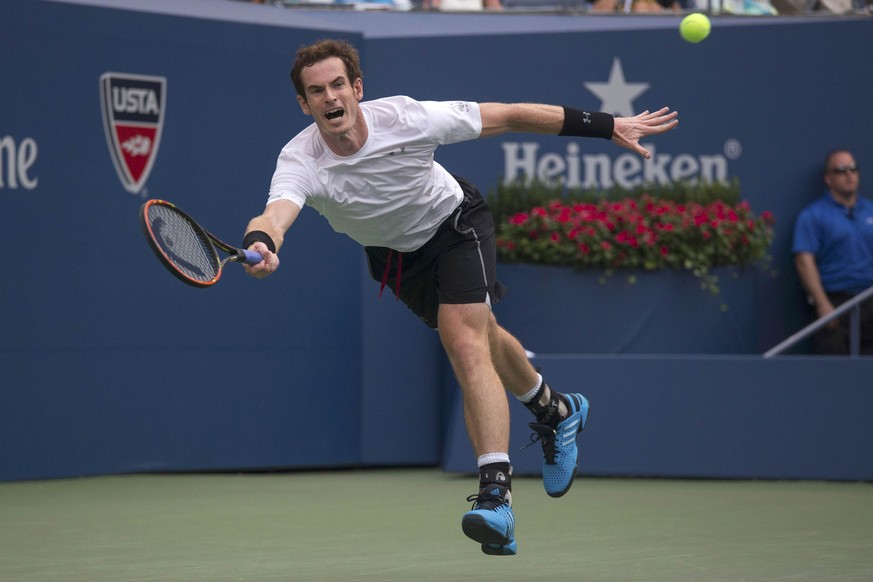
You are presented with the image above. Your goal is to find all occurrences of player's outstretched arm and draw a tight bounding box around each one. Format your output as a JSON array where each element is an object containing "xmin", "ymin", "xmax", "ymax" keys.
[
  {"xmin": 478, "ymin": 103, "xmax": 565, "ymax": 138},
  {"xmin": 243, "ymin": 199, "xmax": 300, "ymax": 279},
  {"xmin": 478, "ymin": 102, "xmax": 678, "ymax": 159}
]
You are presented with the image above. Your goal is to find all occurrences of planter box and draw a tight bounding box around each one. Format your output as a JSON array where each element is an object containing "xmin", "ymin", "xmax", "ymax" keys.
[{"xmin": 494, "ymin": 264, "xmax": 761, "ymax": 355}]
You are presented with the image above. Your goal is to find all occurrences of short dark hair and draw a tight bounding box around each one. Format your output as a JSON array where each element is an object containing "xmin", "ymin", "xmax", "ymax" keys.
[
  {"xmin": 823, "ymin": 147, "xmax": 852, "ymax": 173},
  {"xmin": 291, "ymin": 39, "xmax": 363, "ymax": 99}
]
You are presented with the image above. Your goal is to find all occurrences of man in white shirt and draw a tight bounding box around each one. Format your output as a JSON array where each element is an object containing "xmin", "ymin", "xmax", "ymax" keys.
[{"xmin": 243, "ymin": 39, "xmax": 678, "ymax": 556}]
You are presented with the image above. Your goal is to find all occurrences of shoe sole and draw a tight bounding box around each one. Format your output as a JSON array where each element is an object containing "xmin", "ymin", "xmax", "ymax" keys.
[
  {"xmin": 461, "ymin": 514, "xmax": 517, "ymax": 556},
  {"xmin": 461, "ymin": 514, "xmax": 510, "ymax": 545},
  {"xmin": 481, "ymin": 540, "xmax": 518, "ymax": 556},
  {"xmin": 547, "ymin": 472, "xmax": 576, "ymax": 498},
  {"xmin": 462, "ymin": 515, "xmax": 517, "ymax": 556}
]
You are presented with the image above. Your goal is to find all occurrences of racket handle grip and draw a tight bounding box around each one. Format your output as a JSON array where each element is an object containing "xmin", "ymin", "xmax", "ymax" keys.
[{"xmin": 240, "ymin": 249, "xmax": 264, "ymax": 265}]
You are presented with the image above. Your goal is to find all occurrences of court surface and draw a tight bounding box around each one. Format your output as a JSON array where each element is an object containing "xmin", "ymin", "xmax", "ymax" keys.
[{"xmin": 2, "ymin": 468, "xmax": 872, "ymax": 581}]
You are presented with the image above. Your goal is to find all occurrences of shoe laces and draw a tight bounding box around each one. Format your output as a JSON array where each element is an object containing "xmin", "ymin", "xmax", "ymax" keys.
[
  {"xmin": 467, "ymin": 484, "xmax": 509, "ymax": 511},
  {"xmin": 525, "ymin": 423, "xmax": 557, "ymax": 464}
]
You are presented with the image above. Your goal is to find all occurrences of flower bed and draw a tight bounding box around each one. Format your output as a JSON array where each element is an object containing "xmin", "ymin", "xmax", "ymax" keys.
[{"xmin": 490, "ymin": 179, "xmax": 776, "ymax": 295}]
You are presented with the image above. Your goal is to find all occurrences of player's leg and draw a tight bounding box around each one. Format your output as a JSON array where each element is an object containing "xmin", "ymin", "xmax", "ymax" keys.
[
  {"xmin": 441, "ymin": 178, "xmax": 590, "ymax": 499},
  {"xmin": 488, "ymin": 316, "xmax": 590, "ymax": 498},
  {"xmin": 440, "ymin": 304, "xmax": 509, "ymax": 457},
  {"xmin": 434, "ymin": 182, "xmax": 519, "ymax": 555},
  {"xmin": 438, "ymin": 302, "xmax": 516, "ymax": 556}
]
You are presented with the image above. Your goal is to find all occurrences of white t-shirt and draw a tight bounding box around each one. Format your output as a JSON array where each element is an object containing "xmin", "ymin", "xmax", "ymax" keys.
[{"xmin": 266, "ymin": 96, "xmax": 483, "ymax": 252}]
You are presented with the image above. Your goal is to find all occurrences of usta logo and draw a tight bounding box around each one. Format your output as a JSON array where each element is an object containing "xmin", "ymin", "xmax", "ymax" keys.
[
  {"xmin": 110, "ymin": 87, "xmax": 160, "ymax": 115},
  {"xmin": 100, "ymin": 72, "xmax": 166, "ymax": 195}
]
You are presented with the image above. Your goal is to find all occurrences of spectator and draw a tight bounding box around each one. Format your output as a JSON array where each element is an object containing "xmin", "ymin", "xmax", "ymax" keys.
[{"xmin": 793, "ymin": 148, "xmax": 873, "ymax": 355}]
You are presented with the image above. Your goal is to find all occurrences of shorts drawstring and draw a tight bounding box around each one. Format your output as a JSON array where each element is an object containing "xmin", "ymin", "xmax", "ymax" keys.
[
  {"xmin": 378, "ymin": 195, "xmax": 467, "ymax": 302},
  {"xmin": 378, "ymin": 249, "xmax": 403, "ymax": 300}
]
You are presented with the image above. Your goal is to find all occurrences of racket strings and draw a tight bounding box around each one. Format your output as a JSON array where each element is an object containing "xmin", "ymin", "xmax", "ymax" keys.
[{"xmin": 147, "ymin": 205, "xmax": 220, "ymax": 282}]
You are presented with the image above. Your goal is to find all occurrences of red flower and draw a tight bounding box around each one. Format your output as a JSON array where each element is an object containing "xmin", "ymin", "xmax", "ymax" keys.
[
  {"xmin": 494, "ymin": 186, "xmax": 775, "ymax": 298},
  {"xmin": 509, "ymin": 212, "xmax": 529, "ymax": 225}
]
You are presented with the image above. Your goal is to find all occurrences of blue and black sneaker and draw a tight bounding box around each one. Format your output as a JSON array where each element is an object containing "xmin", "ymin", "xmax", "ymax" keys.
[
  {"xmin": 529, "ymin": 393, "xmax": 589, "ymax": 498},
  {"xmin": 461, "ymin": 484, "xmax": 517, "ymax": 556}
]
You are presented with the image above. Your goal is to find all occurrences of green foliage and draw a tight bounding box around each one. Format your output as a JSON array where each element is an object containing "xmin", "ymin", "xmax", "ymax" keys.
[
  {"xmin": 488, "ymin": 178, "xmax": 775, "ymax": 296},
  {"xmin": 488, "ymin": 178, "xmax": 743, "ymax": 225}
]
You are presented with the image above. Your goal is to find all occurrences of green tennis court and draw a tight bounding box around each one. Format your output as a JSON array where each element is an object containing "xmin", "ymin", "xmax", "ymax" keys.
[{"xmin": 1, "ymin": 468, "xmax": 871, "ymax": 581}]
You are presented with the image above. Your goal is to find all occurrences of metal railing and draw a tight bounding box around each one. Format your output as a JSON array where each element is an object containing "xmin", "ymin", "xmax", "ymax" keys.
[{"xmin": 764, "ymin": 284, "xmax": 873, "ymax": 357}]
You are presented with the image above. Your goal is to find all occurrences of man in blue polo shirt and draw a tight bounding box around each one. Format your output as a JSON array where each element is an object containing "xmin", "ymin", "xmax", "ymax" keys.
[{"xmin": 793, "ymin": 148, "xmax": 873, "ymax": 354}]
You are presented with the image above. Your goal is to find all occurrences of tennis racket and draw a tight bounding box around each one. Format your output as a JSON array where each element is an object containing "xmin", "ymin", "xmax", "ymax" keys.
[{"xmin": 139, "ymin": 199, "xmax": 263, "ymax": 288}]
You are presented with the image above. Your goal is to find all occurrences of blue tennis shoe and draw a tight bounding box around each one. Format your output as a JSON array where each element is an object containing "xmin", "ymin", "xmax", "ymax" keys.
[
  {"xmin": 461, "ymin": 484, "xmax": 517, "ymax": 556},
  {"xmin": 529, "ymin": 393, "xmax": 589, "ymax": 498}
]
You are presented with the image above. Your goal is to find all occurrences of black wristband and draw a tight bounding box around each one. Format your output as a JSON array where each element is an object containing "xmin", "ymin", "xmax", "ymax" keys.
[
  {"xmin": 558, "ymin": 106, "xmax": 614, "ymax": 140},
  {"xmin": 243, "ymin": 230, "xmax": 276, "ymax": 253}
]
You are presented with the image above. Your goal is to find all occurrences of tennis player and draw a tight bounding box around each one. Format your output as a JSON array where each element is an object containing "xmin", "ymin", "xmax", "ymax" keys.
[{"xmin": 243, "ymin": 39, "xmax": 678, "ymax": 556}]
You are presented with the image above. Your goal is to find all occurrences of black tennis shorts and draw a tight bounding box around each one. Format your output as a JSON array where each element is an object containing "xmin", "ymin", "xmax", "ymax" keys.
[{"xmin": 364, "ymin": 176, "xmax": 507, "ymax": 329}]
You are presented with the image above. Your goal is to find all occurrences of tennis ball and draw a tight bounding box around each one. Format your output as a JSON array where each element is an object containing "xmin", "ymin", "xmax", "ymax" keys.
[{"xmin": 680, "ymin": 13, "xmax": 711, "ymax": 44}]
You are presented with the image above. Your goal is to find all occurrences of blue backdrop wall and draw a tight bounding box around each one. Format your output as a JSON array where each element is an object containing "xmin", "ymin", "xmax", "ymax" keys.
[{"xmin": 1, "ymin": 0, "xmax": 871, "ymax": 480}]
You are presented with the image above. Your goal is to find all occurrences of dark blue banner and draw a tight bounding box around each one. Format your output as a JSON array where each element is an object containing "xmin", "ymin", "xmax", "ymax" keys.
[{"xmin": 2, "ymin": 0, "xmax": 871, "ymax": 479}]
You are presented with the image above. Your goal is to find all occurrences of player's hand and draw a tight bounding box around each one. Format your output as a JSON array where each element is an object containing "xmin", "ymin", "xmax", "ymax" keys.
[
  {"xmin": 243, "ymin": 241, "xmax": 280, "ymax": 279},
  {"xmin": 612, "ymin": 107, "xmax": 678, "ymax": 159}
]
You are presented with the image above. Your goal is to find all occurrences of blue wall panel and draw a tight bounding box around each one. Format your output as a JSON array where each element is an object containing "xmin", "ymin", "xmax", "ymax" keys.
[
  {"xmin": 1, "ymin": 0, "xmax": 368, "ymax": 480},
  {"xmin": 2, "ymin": 0, "xmax": 872, "ymax": 480},
  {"xmin": 443, "ymin": 356, "xmax": 873, "ymax": 481},
  {"xmin": 1, "ymin": 347, "xmax": 361, "ymax": 480}
]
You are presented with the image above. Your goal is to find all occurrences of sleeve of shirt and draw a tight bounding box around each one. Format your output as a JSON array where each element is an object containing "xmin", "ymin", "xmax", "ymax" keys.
[
  {"xmin": 418, "ymin": 100, "xmax": 483, "ymax": 144},
  {"xmin": 792, "ymin": 207, "xmax": 819, "ymax": 255},
  {"xmin": 266, "ymin": 150, "xmax": 310, "ymax": 210}
]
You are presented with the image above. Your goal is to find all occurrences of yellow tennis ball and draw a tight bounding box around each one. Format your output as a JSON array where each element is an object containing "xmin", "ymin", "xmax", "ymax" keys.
[{"xmin": 680, "ymin": 13, "xmax": 711, "ymax": 44}]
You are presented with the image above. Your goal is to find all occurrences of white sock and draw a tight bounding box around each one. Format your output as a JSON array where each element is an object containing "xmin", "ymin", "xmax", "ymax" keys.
[
  {"xmin": 516, "ymin": 373, "xmax": 543, "ymax": 403},
  {"xmin": 477, "ymin": 452, "xmax": 510, "ymax": 468}
]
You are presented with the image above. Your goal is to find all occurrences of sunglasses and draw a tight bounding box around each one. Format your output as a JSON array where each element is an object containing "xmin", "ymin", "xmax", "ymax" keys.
[{"xmin": 829, "ymin": 163, "xmax": 859, "ymax": 175}]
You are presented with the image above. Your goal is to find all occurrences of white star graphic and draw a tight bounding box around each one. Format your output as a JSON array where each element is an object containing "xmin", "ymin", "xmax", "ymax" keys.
[{"xmin": 584, "ymin": 57, "xmax": 650, "ymax": 118}]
